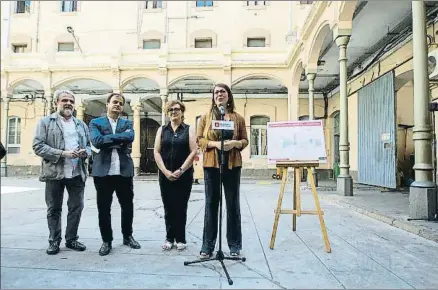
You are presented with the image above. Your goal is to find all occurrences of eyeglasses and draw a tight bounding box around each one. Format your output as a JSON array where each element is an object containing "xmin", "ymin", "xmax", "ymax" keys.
[
  {"xmin": 214, "ymin": 89, "xmax": 226, "ymax": 95},
  {"xmin": 168, "ymin": 108, "xmax": 181, "ymax": 113}
]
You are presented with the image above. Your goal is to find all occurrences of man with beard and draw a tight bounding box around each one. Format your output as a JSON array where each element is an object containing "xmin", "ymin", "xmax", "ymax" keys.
[
  {"xmin": 89, "ymin": 93, "xmax": 140, "ymax": 256},
  {"xmin": 33, "ymin": 89, "xmax": 91, "ymax": 255}
]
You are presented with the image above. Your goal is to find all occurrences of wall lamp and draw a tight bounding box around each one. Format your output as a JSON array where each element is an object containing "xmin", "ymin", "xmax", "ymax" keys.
[{"xmin": 66, "ymin": 26, "xmax": 83, "ymax": 53}]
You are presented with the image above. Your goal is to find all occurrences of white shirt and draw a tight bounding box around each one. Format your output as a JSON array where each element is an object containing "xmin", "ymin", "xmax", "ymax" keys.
[
  {"xmin": 107, "ymin": 116, "xmax": 121, "ymax": 176},
  {"xmin": 60, "ymin": 117, "xmax": 80, "ymax": 179}
]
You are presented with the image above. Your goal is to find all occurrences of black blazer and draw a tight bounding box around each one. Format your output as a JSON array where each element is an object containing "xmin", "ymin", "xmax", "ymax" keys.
[{"xmin": 89, "ymin": 116, "xmax": 135, "ymax": 177}]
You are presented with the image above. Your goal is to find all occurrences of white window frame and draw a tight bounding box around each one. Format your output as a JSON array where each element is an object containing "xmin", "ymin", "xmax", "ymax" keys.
[
  {"xmin": 15, "ymin": 0, "xmax": 31, "ymax": 14},
  {"xmin": 196, "ymin": 1, "xmax": 213, "ymax": 7},
  {"xmin": 12, "ymin": 44, "xmax": 28, "ymax": 53},
  {"xmin": 194, "ymin": 38, "xmax": 212, "ymax": 48},
  {"xmin": 143, "ymin": 39, "xmax": 161, "ymax": 49},
  {"xmin": 57, "ymin": 42, "xmax": 75, "ymax": 52},
  {"xmin": 61, "ymin": 0, "xmax": 78, "ymax": 12},
  {"xmin": 247, "ymin": 1, "xmax": 266, "ymax": 6},
  {"xmin": 145, "ymin": 0, "xmax": 162, "ymax": 9},
  {"xmin": 247, "ymin": 37, "xmax": 266, "ymax": 47},
  {"xmin": 7, "ymin": 117, "xmax": 21, "ymax": 154},
  {"xmin": 250, "ymin": 116, "xmax": 269, "ymax": 157}
]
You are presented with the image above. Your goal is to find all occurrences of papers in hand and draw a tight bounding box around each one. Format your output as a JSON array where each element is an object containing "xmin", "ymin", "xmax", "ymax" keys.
[{"xmin": 211, "ymin": 120, "xmax": 234, "ymax": 131}]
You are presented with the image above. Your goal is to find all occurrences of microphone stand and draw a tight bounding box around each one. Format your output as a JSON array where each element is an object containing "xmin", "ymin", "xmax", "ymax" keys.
[{"xmin": 184, "ymin": 108, "xmax": 246, "ymax": 286}]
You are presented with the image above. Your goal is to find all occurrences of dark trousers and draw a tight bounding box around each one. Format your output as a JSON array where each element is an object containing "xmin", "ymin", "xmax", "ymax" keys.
[
  {"xmin": 45, "ymin": 175, "xmax": 85, "ymax": 243},
  {"xmin": 159, "ymin": 171, "xmax": 193, "ymax": 244},
  {"xmin": 201, "ymin": 167, "xmax": 242, "ymax": 255},
  {"xmin": 94, "ymin": 175, "xmax": 134, "ymax": 242}
]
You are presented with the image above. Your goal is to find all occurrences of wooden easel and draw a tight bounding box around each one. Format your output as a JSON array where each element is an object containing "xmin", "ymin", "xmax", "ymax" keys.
[{"xmin": 269, "ymin": 161, "xmax": 331, "ymax": 253}]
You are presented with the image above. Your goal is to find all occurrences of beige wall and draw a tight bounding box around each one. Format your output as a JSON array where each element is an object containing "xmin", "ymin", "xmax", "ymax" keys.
[
  {"xmin": 5, "ymin": 1, "xmax": 313, "ymax": 54},
  {"xmin": 2, "ymin": 1, "xmax": 436, "ymax": 179}
]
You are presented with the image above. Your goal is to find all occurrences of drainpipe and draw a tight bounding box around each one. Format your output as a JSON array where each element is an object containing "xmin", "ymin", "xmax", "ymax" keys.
[
  {"xmin": 4, "ymin": 1, "xmax": 12, "ymax": 50},
  {"xmin": 164, "ymin": 2, "xmax": 169, "ymax": 44},
  {"xmin": 35, "ymin": 1, "xmax": 41, "ymax": 52}
]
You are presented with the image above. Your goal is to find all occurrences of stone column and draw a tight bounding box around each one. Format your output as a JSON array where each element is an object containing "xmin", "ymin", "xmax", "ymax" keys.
[
  {"xmin": 307, "ymin": 73, "xmax": 316, "ymax": 120},
  {"xmin": 76, "ymin": 102, "xmax": 85, "ymax": 121},
  {"xmin": 306, "ymin": 73, "xmax": 318, "ymax": 187},
  {"xmin": 160, "ymin": 88, "xmax": 168, "ymax": 125},
  {"xmin": 131, "ymin": 101, "xmax": 142, "ymax": 176},
  {"xmin": 409, "ymin": 1, "xmax": 437, "ymax": 219},
  {"xmin": 45, "ymin": 90, "xmax": 53, "ymax": 116},
  {"xmin": 1, "ymin": 96, "xmax": 9, "ymax": 177},
  {"xmin": 335, "ymin": 35, "xmax": 353, "ymax": 196}
]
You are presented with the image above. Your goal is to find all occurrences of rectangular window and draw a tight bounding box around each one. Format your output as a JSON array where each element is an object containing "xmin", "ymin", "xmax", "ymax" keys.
[
  {"xmin": 143, "ymin": 39, "xmax": 161, "ymax": 49},
  {"xmin": 195, "ymin": 38, "xmax": 212, "ymax": 48},
  {"xmin": 12, "ymin": 44, "xmax": 27, "ymax": 53},
  {"xmin": 247, "ymin": 38, "xmax": 266, "ymax": 47},
  {"xmin": 15, "ymin": 0, "xmax": 31, "ymax": 13},
  {"xmin": 250, "ymin": 116, "xmax": 269, "ymax": 156},
  {"xmin": 61, "ymin": 0, "xmax": 77, "ymax": 12},
  {"xmin": 145, "ymin": 1, "xmax": 162, "ymax": 9},
  {"xmin": 196, "ymin": 1, "xmax": 213, "ymax": 7},
  {"xmin": 58, "ymin": 42, "xmax": 74, "ymax": 52},
  {"xmin": 247, "ymin": 1, "xmax": 265, "ymax": 6},
  {"xmin": 7, "ymin": 117, "xmax": 21, "ymax": 154}
]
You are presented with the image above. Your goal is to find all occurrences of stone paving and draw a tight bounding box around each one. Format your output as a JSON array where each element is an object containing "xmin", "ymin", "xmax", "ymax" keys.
[{"xmin": 1, "ymin": 177, "xmax": 438, "ymax": 289}]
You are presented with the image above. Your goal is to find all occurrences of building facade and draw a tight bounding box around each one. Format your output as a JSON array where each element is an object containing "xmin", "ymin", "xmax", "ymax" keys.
[{"xmin": 1, "ymin": 0, "xmax": 438, "ymax": 218}]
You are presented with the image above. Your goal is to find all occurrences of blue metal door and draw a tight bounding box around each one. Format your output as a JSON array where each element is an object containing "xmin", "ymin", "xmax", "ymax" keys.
[{"xmin": 357, "ymin": 71, "xmax": 397, "ymax": 188}]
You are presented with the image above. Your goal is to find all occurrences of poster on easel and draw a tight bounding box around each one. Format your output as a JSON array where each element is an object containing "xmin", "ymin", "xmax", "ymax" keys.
[{"xmin": 266, "ymin": 120, "xmax": 327, "ymax": 164}]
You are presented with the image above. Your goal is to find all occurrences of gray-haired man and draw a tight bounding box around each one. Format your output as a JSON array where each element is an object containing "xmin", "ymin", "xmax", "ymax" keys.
[{"xmin": 33, "ymin": 90, "xmax": 91, "ymax": 255}]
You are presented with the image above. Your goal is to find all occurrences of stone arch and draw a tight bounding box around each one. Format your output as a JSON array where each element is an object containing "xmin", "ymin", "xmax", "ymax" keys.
[
  {"xmin": 291, "ymin": 60, "xmax": 305, "ymax": 88},
  {"xmin": 168, "ymin": 74, "xmax": 217, "ymax": 88},
  {"xmin": 231, "ymin": 74, "xmax": 287, "ymax": 94},
  {"xmin": 338, "ymin": 1, "xmax": 358, "ymax": 22},
  {"xmin": 395, "ymin": 69, "xmax": 413, "ymax": 91},
  {"xmin": 243, "ymin": 28, "xmax": 271, "ymax": 47},
  {"xmin": 52, "ymin": 77, "xmax": 113, "ymax": 91},
  {"xmin": 232, "ymin": 73, "xmax": 285, "ymax": 87},
  {"xmin": 8, "ymin": 79, "xmax": 44, "ymax": 96},
  {"xmin": 189, "ymin": 29, "xmax": 217, "ymax": 48},
  {"xmin": 168, "ymin": 74, "xmax": 216, "ymax": 96},
  {"xmin": 120, "ymin": 76, "xmax": 160, "ymax": 93},
  {"xmin": 306, "ymin": 21, "xmax": 332, "ymax": 70}
]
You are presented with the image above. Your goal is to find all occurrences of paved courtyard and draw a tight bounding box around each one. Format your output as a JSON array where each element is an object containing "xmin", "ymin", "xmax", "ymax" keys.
[{"xmin": 1, "ymin": 177, "xmax": 438, "ymax": 289}]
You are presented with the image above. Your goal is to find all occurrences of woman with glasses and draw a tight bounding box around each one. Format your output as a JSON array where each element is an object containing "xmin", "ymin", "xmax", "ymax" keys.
[
  {"xmin": 197, "ymin": 83, "xmax": 248, "ymax": 259},
  {"xmin": 153, "ymin": 100, "xmax": 197, "ymax": 251}
]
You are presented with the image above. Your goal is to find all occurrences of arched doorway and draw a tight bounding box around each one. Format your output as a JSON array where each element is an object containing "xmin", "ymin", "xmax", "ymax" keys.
[{"xmin": 140, "ymin": 117, "xmax": 160, "ymax": 174}]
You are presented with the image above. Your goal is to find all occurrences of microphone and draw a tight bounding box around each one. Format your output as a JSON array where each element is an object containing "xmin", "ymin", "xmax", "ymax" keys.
[{"xmin": 219, "ymin": 105, "xmax": 225, "ymax": 115}]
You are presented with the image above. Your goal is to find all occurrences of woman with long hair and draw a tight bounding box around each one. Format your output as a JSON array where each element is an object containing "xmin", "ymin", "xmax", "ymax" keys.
[
  {"xmin": 197, "ymin": 83, "xmax": 248, "ymax": 259},
  {"xmin": 154, "ymin": 100, "xmax": 197, "ymax": 252}
]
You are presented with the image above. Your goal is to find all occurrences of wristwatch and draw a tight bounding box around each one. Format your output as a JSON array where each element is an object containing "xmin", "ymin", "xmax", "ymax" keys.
[{"xmin": 180, "ymin": 167, "xmax": 184, "ymax": 172}]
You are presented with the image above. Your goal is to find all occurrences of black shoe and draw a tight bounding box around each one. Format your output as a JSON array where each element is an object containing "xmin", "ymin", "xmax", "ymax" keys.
[
  {"xmin": 46, "ymin": 241, "xmax": 60, "ymax": 255},
  {"xmin": 123, "ymin": 236, "xmax": 141, "ymax": 249},
  {"xmin": 65, "ymin": 240, "xmax": 86, "ymax": 251},
  {"xmin": 99, "ymin": 242, "xmax": 112, "ymax": 256}
]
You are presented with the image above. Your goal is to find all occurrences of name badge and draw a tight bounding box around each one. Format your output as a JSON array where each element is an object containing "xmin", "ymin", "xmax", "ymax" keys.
[{"xmin": 211, "ymin": 120, "xmax": 235, "ymax": 131}]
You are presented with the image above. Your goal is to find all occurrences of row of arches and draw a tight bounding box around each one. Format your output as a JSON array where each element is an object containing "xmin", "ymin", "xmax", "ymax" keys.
[
  {"xmin": 7, "ymin": 73, "xmax": 288, "ymax": 95},
  {"xmin": 4, "ymin": 74, "xmax": 289, "ymax": 175}
]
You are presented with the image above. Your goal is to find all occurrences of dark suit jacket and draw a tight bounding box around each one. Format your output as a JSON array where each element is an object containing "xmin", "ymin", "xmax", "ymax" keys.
[{"xmin": 89, "ymin": 116, "xmax": 135, "ymax": 177}]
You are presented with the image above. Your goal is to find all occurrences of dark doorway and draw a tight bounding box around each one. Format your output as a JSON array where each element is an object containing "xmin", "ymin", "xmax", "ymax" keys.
[{"xmin": 140, "ymin": 117, "xmax": 160, "ymax": 174}]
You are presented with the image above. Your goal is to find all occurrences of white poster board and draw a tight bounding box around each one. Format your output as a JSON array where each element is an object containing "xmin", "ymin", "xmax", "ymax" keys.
[{"xmin": 266, "ymin": 120, "xmax": 327, "ymax": 164}]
